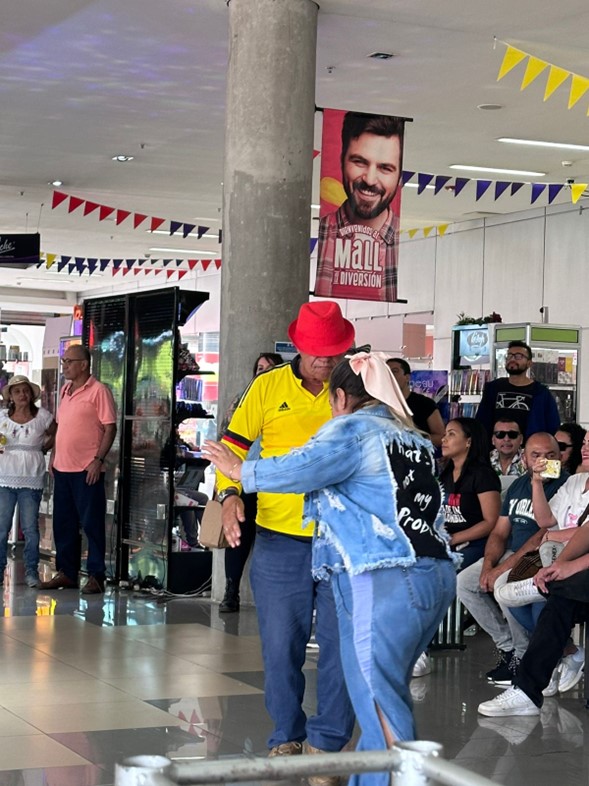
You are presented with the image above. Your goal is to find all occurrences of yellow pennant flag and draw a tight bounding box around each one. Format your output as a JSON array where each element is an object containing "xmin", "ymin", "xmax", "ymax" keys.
[
  {"xmin": 437, "ymin": 224, "xmax": 449, "ymax": 237},
  {"xmin": 569, "ymin": 74, "xmax": 589, "ymax": 108},
  {"xmin": 544, "ymin": 66, "xmax": 570, "ymax": 101},
  {"xmin": 497, "ymin": 46, "xmax": 527, "ymax": 80},
  {"xmin": 45, "ymin": 253, "xmax": 56, "ymax": 269},
  {"xmin": 408, "ymin": 229, "xmax": 419, "ymax": 239},
  {"xmin": 571, "ymin": 184, "xmax": 587, "ymax": 204},
  {"xmin": 423, "ymin": 227, "xmax": 433, "ymax": 238},
  {"xmin": 521, "ymin": 57, "xmax": 548, "ymax": 90}
]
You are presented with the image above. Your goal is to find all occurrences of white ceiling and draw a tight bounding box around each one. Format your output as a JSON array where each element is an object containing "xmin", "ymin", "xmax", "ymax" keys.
[{"xmin": 1, "ymin": 0, "xmax": 589, "ymax": 303}]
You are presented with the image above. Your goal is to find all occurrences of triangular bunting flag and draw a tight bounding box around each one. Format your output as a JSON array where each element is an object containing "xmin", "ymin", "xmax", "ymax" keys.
[
  {"xmin": 162, "ymin": 259, "xmax": 172, "ymax": 267},
  {"xmin": 100, "ymin": 259, "xmax": 110, "ymax": 272},
  {"xmin": 83, "ymin": 201, "xmax": 100, "ymax": 216},
  {"xmin": 497, "ymin": 46, "xmax": 527, "ymax": 81},
  {"xmin": 45, "ymin": 253, "xmax": 56, "ymax": 269},
  {"xmin": 150, "ymin": 217, "xmax": 165, "ymax": 232},
  {"xmin": 313, "ymin": 149, "xmax": 320, "ymax": 159},
  {"xmin": 569, "ymin": 74, "xmax": 589, "ymax": 109},
  {"xmin": 197, "ymin": 225, "xmax": 209, "ymax": 239},
  {"xmin": 183, "ymin": 223, "xmax": 196, "ymax": 238},
  {"xmin": 68, "ymin": 196, "xmax": 85, "ymax": 213},
  {"xmin": 475, "ymin": 180, "xmax": 492, "ymax": 201},
  {"xmin": 401, "ymin": 171, "xmax": 415, "ymax": 186},
  {"xmin": 310, "ymin": 238, "xmax": 318, "ymax": 254},
  {"xmin": 408, "ymin": 229, "xmax": 419, "ymax": 239},
  {"xmin": 218, "ymin": 230, "xmax": 222, "ymax": 244},
  {"xmin": 125, "ymin": 259, "xmax": 136, "ymax": 269},
  {"xmin": 75, "ymin": 257, "xmax": 85, "ymax": 268},
  {"xmin": 494, "ymin": 181, "xmax": 511, "ymax": 200},
  {"xmin": 201, "ymin": 260, "xmax": 211, "ymax": 271},
  {"xmin": 544, "ymin": 65, "xmax": 570, "ymax": 101},
  {"xmin": 176, "ymin": 259, "xmax": 184, "ymax": 267},
  {"xmin": 166, "ymin": 270, "xmax": 175, "ymax": 279},
  {"xmin": 434, "ymin": 176, "xmax": 451, "ymax": 195},
  {"xmin": 116, "ymin": 209, "xmax": 131, "ymax": 226},
  {"xmin": 454, "ymin": 178, "xmax": 469, "ymax": 197},
  {"xmin": 134, "ymin": 268, "xmax": 142, "ymax": 276},
  {"xmin": 423, "ymin": 227, "xmax": 433, "ymax": 238},
  {"xmin": 52, "ymin": 191, "xmax": 68, "ymax": 209},
  {"xmin": 170, "ymin": 221, "xmax": 182, "ymax": 235},
  {"xmin": 154, "ymin": 268, "xmax": 163, "ymax": 275},
  {"xmin": 437, "ymin": 224, "xmax": 449, "ymax": 237},
  {"xmin": 112, "ymin": 266, "xmax": 121, "ymax": 276},
  {"xmin": 87, "ymin": 260, "xmax": 98, "ymax": 275},
  {"xmin": 133, "ymin": 213, "xmax": 148, "ymax": 229},
  {"xmin": 188, "ymin": 259, "xmax": 198, "ymax": 270},
  {"xmin": 521, "ymin": 56, "xmax": 548, "ymax": 90},
  {"xmin": 99, "ymin": 205, "xmax": 115, "ymax": 221},
  {"xmin": 144, "ymin": 269, "xmax": 152, "ymax": 275},
  {"xmin": 68, "ymin": 264, "xmax": 76, "ymax": 274},
  {"xmin": 122, "ymin": 267, "xmax": 131, "ymax": 276},
  {"xmin": 214, "ymin": 259, "xmax": 222, "ymax": 269},
  {"xmin": 571, "ymin": 184, "xmax": 587, "ymax": 204},
  {"xmin": 548, "ymin": 184, "xmax": 564, "ymax": 204},
  {"xmin": 112, "ymin": 259, "xmax": 123, "ymax": 270},
  {"xmin": 530, "ymin": 183, "xmax": 546, "ymax": 204},
  {"xmin": 417, "ymin": 173, "xmax": 434, "ymax": 194},
  {"xmin": 510, "ymin": 182, "xmax": 525, "ymax": 196},
  {"xmin": 178, "ymin": 270, "xmax": 188, "ymax": 280},
  {"xmin": 58, "ymin": 257, "xmax": 69, "ymax": 272}
]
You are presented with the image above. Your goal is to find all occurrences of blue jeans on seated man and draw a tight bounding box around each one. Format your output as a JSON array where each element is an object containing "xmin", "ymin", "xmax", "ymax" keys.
[
  {"xmin": 0, "ymin": 486, "xmax": 42, "ymax": 577},
  {"xmin": 52, "ymin": 469, "xmax": 106, "ymax": 581},
  {"xmin": 250, "ymin": 527, "xmax": 355, "ymax": 751}
]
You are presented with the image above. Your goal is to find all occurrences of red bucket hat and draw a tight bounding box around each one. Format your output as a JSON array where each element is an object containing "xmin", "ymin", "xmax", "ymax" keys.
[{"xmin": 288, "ymin": 301, "xmax": 355, "ymax": 356}]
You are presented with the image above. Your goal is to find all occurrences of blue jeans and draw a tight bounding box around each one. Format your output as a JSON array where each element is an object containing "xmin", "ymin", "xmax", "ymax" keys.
[
  {"xmin": 332, "ymin": 559, "xmax": 456, "ymax": 786},
  {"xmin": 52, "ymin": 469, "xmax": 106, "ymax": 580},
  {"xmin": 250, "ymin": 528, "xmax": 355, "ymax": 751},
  {"xmin": 0, "ymin": 486, "xmax": 42, "ymax": 576},
  {"xmin": 509, "ymin": 599, "xmax": 545, "ymax": 634}
]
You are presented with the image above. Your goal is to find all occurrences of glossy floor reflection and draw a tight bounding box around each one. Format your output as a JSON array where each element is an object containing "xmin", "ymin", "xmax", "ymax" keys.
[{"xmin": 1, "ymin": 557, "xmax": 589, "ymax": 785}]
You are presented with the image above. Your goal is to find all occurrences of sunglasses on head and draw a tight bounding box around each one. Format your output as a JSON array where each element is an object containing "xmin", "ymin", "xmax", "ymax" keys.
[
  {"xmin": 557, "ymin": 440, "xmax": 572, "ymax": 451},
  {"xmin": 493, "ymin": 430, "xmax": 520, "ymax": 439}
]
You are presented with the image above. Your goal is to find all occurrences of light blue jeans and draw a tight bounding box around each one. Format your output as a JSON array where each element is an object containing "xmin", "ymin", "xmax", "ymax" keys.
[
  {"xmin": 0, "ymin": 486, "xmax": 42, "ymax": 576},
  {"xmin": 331, "ymin": 559, "xmax": 456, "ymax": 786}
]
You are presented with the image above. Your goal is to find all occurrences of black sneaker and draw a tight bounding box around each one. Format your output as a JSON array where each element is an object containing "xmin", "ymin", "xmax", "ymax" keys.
[
  {"xmin": 219, "ymin": 580, "xmax": 240, "ymax": 613},
  {"xmin": 486, "ymin": 649, "xmax": 515, "ymax": 684}
]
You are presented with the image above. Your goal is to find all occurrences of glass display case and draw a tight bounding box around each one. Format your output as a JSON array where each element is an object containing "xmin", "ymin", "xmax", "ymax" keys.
[{"xmin": 491, "ymin": 323, "xmax": 581, "ymax": 423}]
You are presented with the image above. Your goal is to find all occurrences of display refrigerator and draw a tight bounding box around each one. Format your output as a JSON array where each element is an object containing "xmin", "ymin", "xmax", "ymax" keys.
[{"xmin": 491, "ymin": 323, "xmax": 580, "ymax": 423}]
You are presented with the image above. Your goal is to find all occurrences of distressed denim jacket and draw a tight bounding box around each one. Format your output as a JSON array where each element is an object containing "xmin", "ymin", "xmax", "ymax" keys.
[{"xmin": 241, "ymin": 404, "xmax": 458, "ymax": 580}]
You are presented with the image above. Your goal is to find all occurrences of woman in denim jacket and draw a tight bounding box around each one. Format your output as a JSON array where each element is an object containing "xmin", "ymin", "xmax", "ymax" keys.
[{"xmin": 204, "ymin": 353, "xmax": 457, "ymax": 786}]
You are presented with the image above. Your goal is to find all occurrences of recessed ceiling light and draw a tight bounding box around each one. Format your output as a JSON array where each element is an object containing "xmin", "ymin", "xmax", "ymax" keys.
[
  {"xmin": 50, "ymin": 180, "xmax": 63, "ymax": 187},
  {"xmin": 498, "ymin": 137, "xmax": 589, "ymax": 152},
  {"xmin": 111, "ymin": 155, "xmax": 134, "ymax": 162},
  {"xmin": 449, "ymin": 164, "xmax": 546, "ymax": 177},
  {"xmin": 477, "ymin": 104, "xmax": 504, "ymax": 111},
  {"xmin": 148, "ymin": 247, "xmax": 217, "ymax": 255},
  {"xmin": 368, "ymin": 52, "xmax": 395, "ymax": 60}
]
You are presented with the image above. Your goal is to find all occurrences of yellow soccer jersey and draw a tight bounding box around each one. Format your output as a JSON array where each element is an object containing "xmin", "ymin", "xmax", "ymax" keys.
[{"xmin": 217, "ymin": 359, "xmax": 331, "ymax": 536}]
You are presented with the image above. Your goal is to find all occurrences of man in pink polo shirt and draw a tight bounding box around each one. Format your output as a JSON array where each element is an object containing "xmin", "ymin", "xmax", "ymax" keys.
[{"xmin": 40, "ymin": 345, "xmax": 117, "ymax": 594}]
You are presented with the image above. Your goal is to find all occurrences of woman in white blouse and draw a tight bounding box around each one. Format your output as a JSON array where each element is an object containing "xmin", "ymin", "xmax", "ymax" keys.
[{"xmin": 0, "ymin": 375, "xmax": 56, "ymax": 588}]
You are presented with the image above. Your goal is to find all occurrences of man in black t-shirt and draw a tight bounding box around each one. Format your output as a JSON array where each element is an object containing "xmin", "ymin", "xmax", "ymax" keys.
[
  {"xmin": 387, "ymin": 358, "xmax": 445, "ymax": 447},
  {"xmin": 475, "ymin": 340, "xmax": 560, "ymax": 441}
]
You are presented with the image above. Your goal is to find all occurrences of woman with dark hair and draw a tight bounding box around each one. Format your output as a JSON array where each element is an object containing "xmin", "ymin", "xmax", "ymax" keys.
[
  {"xmin": 0, "ymin": 375, "xmax": 56, "ymax": 588},
  {"xmin": 252, "ymin": 352, "xmax": 284, "ymax": 378},
  {"xmin": 555, "ymin": 422, "xmax": 586, "ymax": 475},
  {"xmin": 439, "ymin": 416, "xmax": 501, "ymax": 570},
  {"xmin": 203, "ymin": 353, "xmax": 457, "ymax": 782}
]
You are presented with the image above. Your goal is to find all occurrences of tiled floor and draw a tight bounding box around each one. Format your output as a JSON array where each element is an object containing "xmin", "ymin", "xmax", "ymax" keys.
[{"xmin": 1, "ymin": 556, "xmax": 589, "ymax": 785}]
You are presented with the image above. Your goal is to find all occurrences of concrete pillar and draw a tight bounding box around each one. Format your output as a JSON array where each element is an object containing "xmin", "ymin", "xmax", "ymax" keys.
[{"xmin": 213, "ymin": 0, "xmax": 318, "ymax": 603}]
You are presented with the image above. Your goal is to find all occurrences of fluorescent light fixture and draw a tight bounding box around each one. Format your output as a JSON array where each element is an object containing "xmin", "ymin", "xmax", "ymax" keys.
[
  {"xmin": 50, "ymin": 180, "xmax": 63, "ymax": 187},
  {"xmin": 149, "ymin": 247, "xmax": 217, "ymax": 255},
  {"xmin": 498, "ymin": 137, "xmax": 589, "ymax": 152},
  {"xmin": 111, "ymin": 154, "xmax": 134, "ymax": 162},
  {"xmin": 449, "ymin": 164, "xmax": 546, "ymax": 177},
  {"xmin": 404, "ymin": 183, "xmax": 435, "ymax": 190}
]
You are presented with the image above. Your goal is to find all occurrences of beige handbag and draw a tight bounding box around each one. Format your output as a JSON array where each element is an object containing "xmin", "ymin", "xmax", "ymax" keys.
[{"xmin": 198, "ymin": 500, "xmax": 228, "ymax": 549}]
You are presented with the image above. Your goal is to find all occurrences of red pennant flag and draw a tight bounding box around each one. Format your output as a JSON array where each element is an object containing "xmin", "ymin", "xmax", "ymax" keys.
[
  {"xmin": 112, "ymin": 266, "xmax": 121, "ymax": 276},
  {"xmin": 154, "ymin": 268, "xmax": 163, "ymax": 275},
  {"xmin": 178, "ymin": 270, "xmax": 187, "ymax": 280},
  {"xmin": 313, "ymin": 149, "xmax": 320, "ymax": 159},
  {"xmin": 116, "ymin": 209, "xmax": 131, "ymax": 226},
  {"xmin": 150, "ymin": 217, "xmax": 165, "ymax": 232},
  {"xmin": 144, "ymin": 269, "xmax": 152, "ymax": 275},
  {"xmin": 133, "ymin": 213, "xmax": 148, "ymax": 229},
  {"xmin": 214, "ymin": 259, "xmax": 222, "ymax": 269},
  {"xmin": 83, "ymin": 201, "xmax": 100, "ymax": 216},
  {"xmin": 52, "ymin": 191, "xmax": 68, "ymax": 209},
  {"xmin": 68, "ymin": 196, "xmax": 85, "ymax": 213},
  {"xmin": 166, "ymin": 270, "xmax": 175, "ymax": 279},
  {"xmin": 99, "ymin": 205, "xmax": 115, "ymax": 221},
  {"xmin": 188, "ymin": 259, "xmax": 198, "ymax": 270},
  {"xmin": 122, "ymin": 267, "xmax": 131, "ymax": 276},
  {"xmin": 134, "ymin": 268, "xmax": 142, "ymax": 275},
  {"xmin": 201, "ymin": 260, "xmax": 211, "ymax": 271}
]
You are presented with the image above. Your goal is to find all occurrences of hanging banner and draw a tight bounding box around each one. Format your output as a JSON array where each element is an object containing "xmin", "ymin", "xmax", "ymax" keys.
[
  {"xmin": 314, "ymin": 110, "xmax": 405, "ymax": 302},
  {"xmin": 0, "ymin": 233, "xmax": 40, "ymax": 267}
]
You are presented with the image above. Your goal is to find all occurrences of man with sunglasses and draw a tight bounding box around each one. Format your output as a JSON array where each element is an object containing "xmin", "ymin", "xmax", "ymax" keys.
[
  {"xmin": 476, "ymin": 340, "xmax": 560, "ymax": 441},
  {"xmin": 490, "ymin": 419, "xmax": 525, "ymax": 477}
]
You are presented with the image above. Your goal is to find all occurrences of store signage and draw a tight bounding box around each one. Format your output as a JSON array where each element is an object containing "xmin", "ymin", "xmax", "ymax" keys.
[{"xmin": 0, "ymin": 233, "xmax": 40, "ymax": 267}]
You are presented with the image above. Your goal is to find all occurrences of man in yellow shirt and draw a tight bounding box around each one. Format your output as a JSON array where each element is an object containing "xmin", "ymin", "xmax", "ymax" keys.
[{"xmin": 217, "ymin": 301, "xmax": 355, "ymax": 771}]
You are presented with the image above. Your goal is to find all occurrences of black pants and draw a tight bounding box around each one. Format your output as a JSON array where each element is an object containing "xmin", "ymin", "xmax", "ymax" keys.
[
  {"xmin": 224, "ymin": 492, "xmax": 257, "ymax": 587},
  {"xmin": 515, "ymin": 570, "xmax": 589, "ymax": 707}
]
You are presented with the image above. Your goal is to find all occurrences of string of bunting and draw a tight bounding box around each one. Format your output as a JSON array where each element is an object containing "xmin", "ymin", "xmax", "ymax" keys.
[
  {"xmin": 497, "ymin": 40, "xmax": 589, "ymax": 115},
  {"xmin": 37, "ymin": 254, "xmax": 222, "ymax": 277}
]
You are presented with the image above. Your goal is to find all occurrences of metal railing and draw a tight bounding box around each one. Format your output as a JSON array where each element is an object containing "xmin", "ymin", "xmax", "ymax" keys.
[{"xmin": 115, "ymin": 743, "xmax": 500, "ymax": 786}]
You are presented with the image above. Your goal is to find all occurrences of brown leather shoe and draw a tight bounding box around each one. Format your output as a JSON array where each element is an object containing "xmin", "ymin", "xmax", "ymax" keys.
[
  {"xmin": 303, "ymin": 742, "xmax": 341, "ymax": 786},
  {"xmin": 39, "ymin": 571, "xmax": 78, "ymax": 590},
  {"xmin": 81, "ymin": 575, "xmax": 105, "ymax": 594},
  {"xmin": 268, "ymin": 741, "xmax": 303, "ymax": 757}
]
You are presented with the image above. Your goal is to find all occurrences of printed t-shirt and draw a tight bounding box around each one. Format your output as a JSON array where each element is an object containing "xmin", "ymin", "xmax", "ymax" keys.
[
  {"xmin": 549, "ymin": 473, "xmax": 589, "ymax": 530},
  {"xmin": 501, "ymin": 472, "xmax": 568, "ymax": 552},
  {"xmin": 440, "ymin": 462, "xmax": 501, "ymax": 535}
]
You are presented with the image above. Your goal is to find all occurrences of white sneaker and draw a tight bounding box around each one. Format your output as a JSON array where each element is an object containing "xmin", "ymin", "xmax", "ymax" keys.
[
  {"xmin": 542, "ymin": 666, "xmax": 560, "ymax": 697},
  {"xmin": 558, "ymin": 648, "xmax": 584, "ymax": 693},
  {"xmin": 478, "ymin": 687, "xmax": 540, "ymax": 717},
  {"xmin": 495, "ymin": 577, "xmax": 542, "ymax": 607},
  {"xmin": 412, "ymin": 652, "xmax": 432, "ymax": 678}
]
